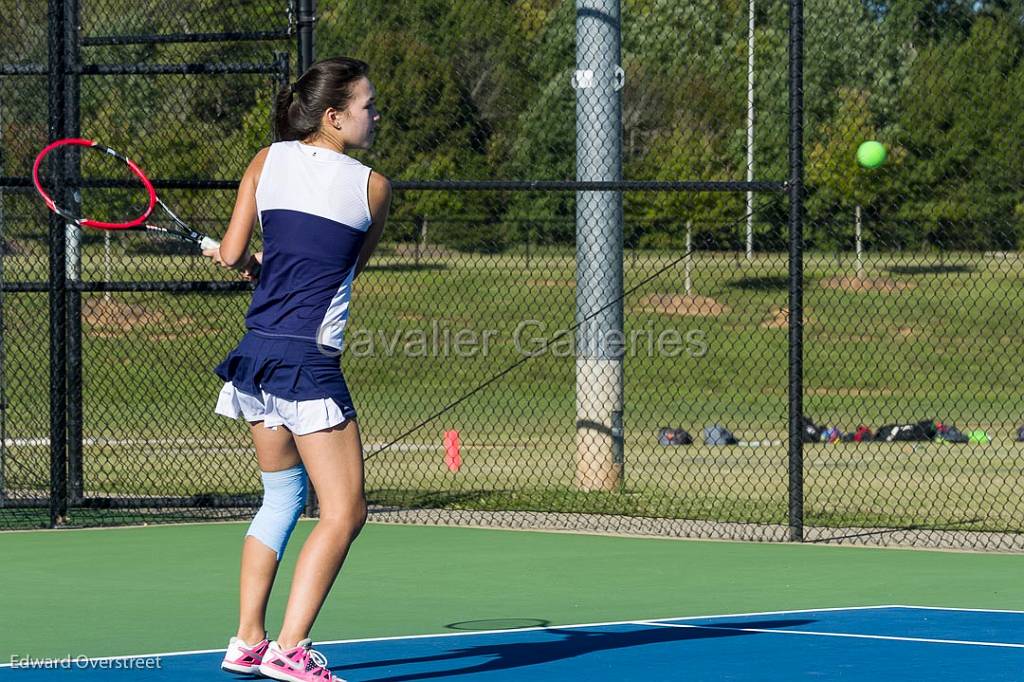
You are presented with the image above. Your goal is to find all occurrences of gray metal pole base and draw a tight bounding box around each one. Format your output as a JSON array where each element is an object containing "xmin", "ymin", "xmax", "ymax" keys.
[{"xmin": 575, "ymin": 356, "xmax": 623, "ymax": 491}]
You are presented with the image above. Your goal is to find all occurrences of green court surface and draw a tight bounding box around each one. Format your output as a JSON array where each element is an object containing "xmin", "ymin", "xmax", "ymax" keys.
[{"xmin": 2, "ymin": 522, "xmax": 1023, "ymax": 662}]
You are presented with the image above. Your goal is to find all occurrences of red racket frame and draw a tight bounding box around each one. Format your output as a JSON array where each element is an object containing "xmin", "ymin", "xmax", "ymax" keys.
[{"xmin": 32, "ymin": 137, "xmax": 157, "ymax": 230}]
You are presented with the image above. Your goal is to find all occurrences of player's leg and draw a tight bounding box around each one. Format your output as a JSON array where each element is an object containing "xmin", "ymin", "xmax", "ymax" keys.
[
  {"xmin": 236, "ymin": 421, "xmax": 305, "ymax": 645},
  {"xmin": 275, "ymin": 418, "xmax": 366, "ymax": 649}
]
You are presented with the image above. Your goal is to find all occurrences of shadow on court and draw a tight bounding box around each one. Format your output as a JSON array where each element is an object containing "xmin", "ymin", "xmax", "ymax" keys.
[{"xmin": 334, "ymin": 618, "xmax": 816, "ymax": 681}]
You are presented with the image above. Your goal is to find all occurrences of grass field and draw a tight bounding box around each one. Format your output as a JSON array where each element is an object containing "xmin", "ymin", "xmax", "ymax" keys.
[{"xmin": 2, "ymin": 245, "xmax": 1023, "ymax": 533}]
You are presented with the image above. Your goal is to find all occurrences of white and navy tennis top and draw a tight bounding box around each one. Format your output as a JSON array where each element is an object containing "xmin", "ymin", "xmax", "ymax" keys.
[{"xmin": 246, "ymin": 141, "xmax": 373, "ymax": 351}]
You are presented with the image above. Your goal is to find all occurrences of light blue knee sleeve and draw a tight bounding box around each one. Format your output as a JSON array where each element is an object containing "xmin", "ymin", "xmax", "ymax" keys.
[{"xmin": 246, "ymin": 464, "xmax": 308, "ymax": 560}]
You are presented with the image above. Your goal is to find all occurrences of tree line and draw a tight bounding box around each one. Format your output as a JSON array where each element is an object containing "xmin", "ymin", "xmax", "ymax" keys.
[{"xmin": 2, "ymin": 0, "xmax": 1022, "ymax": 252}]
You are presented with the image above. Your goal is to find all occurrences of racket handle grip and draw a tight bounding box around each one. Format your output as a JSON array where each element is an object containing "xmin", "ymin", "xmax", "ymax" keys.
[{"xmin": 199, "ymin": 236, "xmax": 220, "ymax": 251}]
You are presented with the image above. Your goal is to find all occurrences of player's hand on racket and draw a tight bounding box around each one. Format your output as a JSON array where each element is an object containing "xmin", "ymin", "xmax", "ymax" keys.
[
  {"xmin": 240, "ymin": 251, "xmax": 262, "ymax": 281},
  {"xmin": 202, "ymin": 246, "xmax": 261, "ymax": 280},
  {"xmin": 202, "ymin": 245, "xmax": 225, "ymax": 265}
]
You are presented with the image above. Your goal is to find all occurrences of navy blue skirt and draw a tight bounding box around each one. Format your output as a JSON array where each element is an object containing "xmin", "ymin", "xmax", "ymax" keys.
[{"xmin": 214, "ymin": 330, "xmax": 357, "ymax": 421}]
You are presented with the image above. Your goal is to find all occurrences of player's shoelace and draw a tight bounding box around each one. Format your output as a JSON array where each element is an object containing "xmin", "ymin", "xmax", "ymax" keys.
[{"xmin": 303, "ymin": 647, "xmax": 331, "ymax": 677}]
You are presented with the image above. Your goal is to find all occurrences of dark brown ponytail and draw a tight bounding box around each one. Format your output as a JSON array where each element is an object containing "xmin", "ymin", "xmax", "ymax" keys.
[{"xmin": 273, "ymin": 56, "xmax": 370, "ymax": 141}]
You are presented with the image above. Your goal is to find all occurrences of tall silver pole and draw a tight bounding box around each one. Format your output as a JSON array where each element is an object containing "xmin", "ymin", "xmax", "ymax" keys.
[
  {"xmin": 746, "ymin": 0, "xmax": 756, "ymax": 260},
  {"xmin": 574, "ymin": 0, "xmax": 624, "ymax": 491}
]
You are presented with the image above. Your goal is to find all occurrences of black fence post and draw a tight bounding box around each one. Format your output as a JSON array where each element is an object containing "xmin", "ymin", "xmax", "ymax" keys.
[
  {"xmin": 275, "ymin": 50, "xmax": 290, "ymax": 97},
  {"xmin": 787, "ymin": 0, "xmax": 805, "ymax": 543},
  {"xmin": 297, "ymin": 0, "xmax": 315, "ymax": 72},
  {"xmin": 0, "ymin": 135, "xmax": 6, "ymax": 510},
  {"xmin": 298, "ymin": 0, "xmax": 318, "ymax": 520},
  {"xmin": 64, "ymin": 0, "xmax": 84, "ymax": 507},
  {"xmin": 47, "ymin": 0, "xmax": 69, "ymax": 527}
]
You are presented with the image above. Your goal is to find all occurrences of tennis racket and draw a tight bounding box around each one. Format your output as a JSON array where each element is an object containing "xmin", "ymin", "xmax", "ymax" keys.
[{"xmin": 32, "ymin": 137, "xmax": 221, "ymax": 252}]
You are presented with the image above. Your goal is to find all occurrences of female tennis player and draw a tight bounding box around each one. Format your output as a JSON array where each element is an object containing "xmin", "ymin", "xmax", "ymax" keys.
[{"xmin": 205, "ymin": 56, "xmax": 389, "ymax": 682}]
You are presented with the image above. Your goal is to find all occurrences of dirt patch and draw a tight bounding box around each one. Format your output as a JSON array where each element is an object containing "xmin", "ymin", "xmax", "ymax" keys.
[
  {"xmin": 636, "ymin": 294, "xmax": 728, "ymax": 317},
  {"xmin": 814, "ymin": 333, "xmax": 881, "ymax": 343},
  {"xmin": 90, "ymin": 328, "xmax": 215, "ymax": 341},
  {"xmin": 805, "ymin": 386, "xmax": 896, "ymax": 397},
  {"xmin": 819, "ymin": 275, "xmax": 914, "ymax": 292},
  {"xmin": 139, "ymin": 329, "xmax": 214, "ymax": 341},
  {"xmin": 83, "ymin": 298, "xmax": 165, "ymax": 331},
  {"xmin": 761, "ymin": 305, "xmax": 814, "ymax": 329},
  {"xmin": 0, "ymin": 237, "xmax": 26, "ymax": 255}
]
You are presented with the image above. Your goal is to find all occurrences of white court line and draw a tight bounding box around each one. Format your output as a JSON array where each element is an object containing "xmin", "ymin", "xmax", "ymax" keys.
[
  {"xmin": 0, "ymin": 605, "xmax": 895, "ymax": 668},
  {"xmin": 890, "ymin": 604, "xmax": 1024, "ymax": 616},
  {"xmin": 638, "ymin": 621, "xmax": 1024, "ymax": 649},
  {"xmin": 2, "ymin": 437, "xmax": 441, "ymax": 452}
]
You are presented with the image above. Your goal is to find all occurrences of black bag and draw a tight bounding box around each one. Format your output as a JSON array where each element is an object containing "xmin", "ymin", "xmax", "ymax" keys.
[
  {"xmin": 801, "ymin": 415, "xmax": 823, "ymax": 443},
  {"xmin": 703, "ymin": 424, "xmax": 738, "ymax": 445},
  {"xmin": 936, "ymin": 422, "xmax": 969, "ymax": 443},
  {"xmin": 658, "ymin": 427, "xmax": 693, "ymax": 446},
  {"xmin": 875, "ymin": 420, "xmax": 936, "ymax": 442}
]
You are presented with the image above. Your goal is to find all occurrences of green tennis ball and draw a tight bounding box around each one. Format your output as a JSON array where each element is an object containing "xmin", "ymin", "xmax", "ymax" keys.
[{"xmin": 857, "ymin": 141, "xmax": 887, "ymax": 168}]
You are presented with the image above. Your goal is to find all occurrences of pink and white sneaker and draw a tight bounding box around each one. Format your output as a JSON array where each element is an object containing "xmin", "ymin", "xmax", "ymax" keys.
[
  {"xmin": 221, "ymin": 635, "xmax": 270, "ymax": 674},
  {"xmin": 258, "ymin": 639, "xmax": 346, "ymax": 682}
]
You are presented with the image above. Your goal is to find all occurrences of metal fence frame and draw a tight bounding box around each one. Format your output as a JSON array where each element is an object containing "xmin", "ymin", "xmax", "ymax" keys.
[
  {"xmin": 0, "ymin": 0, "xmax": 308, "ymax": 524},
  {"xmin": 0, "ymin": 0, "xmax": 816, "ymax": 537}
]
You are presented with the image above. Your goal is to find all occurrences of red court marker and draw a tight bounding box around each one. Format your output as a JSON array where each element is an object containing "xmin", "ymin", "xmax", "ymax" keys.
[{"xmin": 444, "ymin": 430, "xmax": 462, "ymax": 472}]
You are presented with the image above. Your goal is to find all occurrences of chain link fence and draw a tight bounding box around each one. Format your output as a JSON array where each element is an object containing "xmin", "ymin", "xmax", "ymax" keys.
[{"xmin": 1, "ymin": 0, "xmax": 1023, "ymax": 551}]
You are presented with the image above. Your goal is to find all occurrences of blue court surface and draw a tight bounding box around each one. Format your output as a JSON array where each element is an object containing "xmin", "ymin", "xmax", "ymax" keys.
[{"xmin": 2, "ymin": 606, "xmax": 1023, "ymax": 681}]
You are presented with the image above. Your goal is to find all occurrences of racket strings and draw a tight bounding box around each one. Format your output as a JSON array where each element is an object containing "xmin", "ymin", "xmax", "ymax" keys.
[
  {"xmin": 34, "ymin": 140, "xmax": 217, "ymax": 251},
  {"xmin": 36, "ymin": 144, "xmax": 152, "ymax": 227}
]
